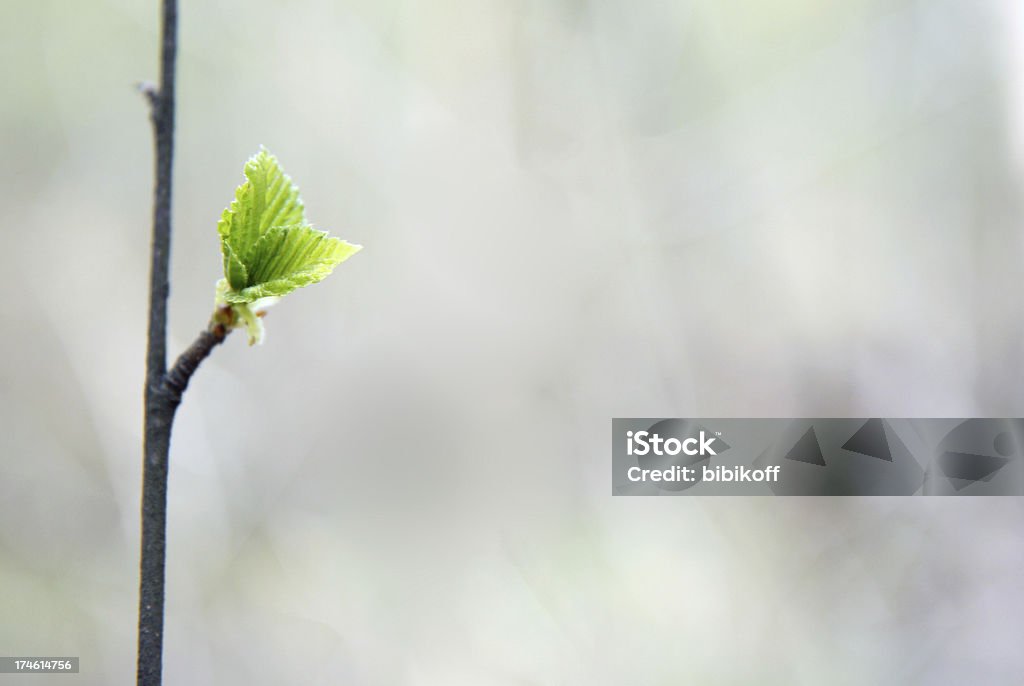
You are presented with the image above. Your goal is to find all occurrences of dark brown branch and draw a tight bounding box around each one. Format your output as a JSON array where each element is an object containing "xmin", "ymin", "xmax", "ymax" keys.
[
  {"xmin": 138, "ymin": 321, "xmax": 229, "ymax": 686},
  {"xmin": 138, "ymin": 1, "xmax": 179, "ymax": 685},
  {"xmin": 144, "ymin": 0, "xmax": 176, "ymax": 390},
  {"xmin": 164, "ymin": 324, "xmax": 229, "ymax": 402}
]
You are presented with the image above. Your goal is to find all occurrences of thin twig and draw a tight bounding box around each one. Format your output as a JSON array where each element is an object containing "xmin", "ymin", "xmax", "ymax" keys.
[
  {"xmin": 137, "ymin": 1, "xmax": 193, "ymax": 685},
  {"xmin": 164, "ymin": 323, "xmax": 230, "ymax": 402}
]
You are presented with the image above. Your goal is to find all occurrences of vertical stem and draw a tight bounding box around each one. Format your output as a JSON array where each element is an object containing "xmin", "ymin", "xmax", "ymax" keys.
[
  {"xmin": 138, "ymin": 403, "xmax": 174, "ymax": 686},
  {"xmin": 146, "ymin": 1, "xmax": 176, "ymax": 387},
  {"xmin": 139, "ymin": 1, "xmax": 178, "ymax": 685}
]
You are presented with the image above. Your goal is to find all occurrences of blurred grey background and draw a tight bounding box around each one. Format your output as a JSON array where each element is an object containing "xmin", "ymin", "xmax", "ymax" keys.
[{"xmin": 2, "ymin": 0, "xmax": 1024, "ymax": 683}]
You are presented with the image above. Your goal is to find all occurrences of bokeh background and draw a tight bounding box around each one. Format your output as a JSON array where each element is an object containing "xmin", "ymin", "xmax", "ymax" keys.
[{"xmin": 3, "ymin": 0, "xmax": 1024, "ymax": 683}]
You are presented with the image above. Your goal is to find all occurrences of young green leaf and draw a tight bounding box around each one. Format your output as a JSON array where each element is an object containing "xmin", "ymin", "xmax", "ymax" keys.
[{"xmin": 214, "ymin": 148, "xmax": 361, "ymax": 344}]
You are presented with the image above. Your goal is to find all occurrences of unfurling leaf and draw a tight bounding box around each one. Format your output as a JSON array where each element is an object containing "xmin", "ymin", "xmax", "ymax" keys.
[{"xmin": 214, "ymin": 148, "xmax": 361, "ymax": 344}]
